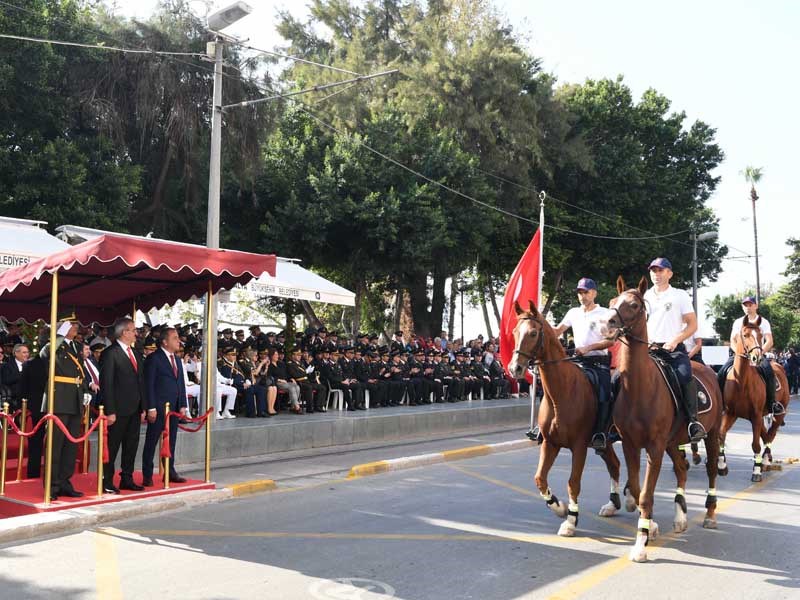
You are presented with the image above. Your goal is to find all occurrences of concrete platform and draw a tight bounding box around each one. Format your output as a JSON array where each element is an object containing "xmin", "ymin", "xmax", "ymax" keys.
[{"xmin": 170, "ymin": 397, "xmax": 531, "ymax": 468}]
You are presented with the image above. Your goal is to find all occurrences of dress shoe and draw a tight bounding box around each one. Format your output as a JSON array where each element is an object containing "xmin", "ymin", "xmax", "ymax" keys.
[
  {"xmin": 169, "ymin": 473, "xmax": 187, "ymax": 483},
  {"xmin": 103, "ymin": 484, "xmax": 120, "ymax": 494},
  {"xmin": 48, "ymin": 489, "xmax": 60, "ymax": 499},
  {"xmin": 119, "ymin": 480, "xmax": 145, "ymax": 491},
  {"xmin": 222, "ymin": 410, "xmax": 236, "ymax": 419},
  {"xmin": 61, "ymin": 488, "xmax": 84, "ymax": 498},
  {"xmin": 142, "ymin": 476, "xmax": 154, "ymax": 487}
]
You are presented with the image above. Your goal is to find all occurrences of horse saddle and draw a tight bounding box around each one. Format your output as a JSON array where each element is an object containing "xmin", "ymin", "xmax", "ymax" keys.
[{"xmin": 649, "ymin": 353, "xmax": 712, "ymax": 415}]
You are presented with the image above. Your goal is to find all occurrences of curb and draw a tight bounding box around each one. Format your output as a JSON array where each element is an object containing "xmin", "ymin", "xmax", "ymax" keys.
[
  {"xmin": 0, "ymin": 488, "xmax": 231, "ymax": 546},
  {"xmin": 229, "ymin": 479, "xmax": 277, "ymax": 496},
  {"xmin": 346, "ymin": 438, "xmax": 533, "ymax": 479}
]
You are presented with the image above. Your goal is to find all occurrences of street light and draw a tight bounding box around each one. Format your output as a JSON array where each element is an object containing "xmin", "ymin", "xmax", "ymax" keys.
[
  {"xmin": 202, "ymin": 1, "xmax": 252, "ymax": 412},
  {"xmin": 692, "ymin": 231, "xmax": 718, "ymax": 313}
]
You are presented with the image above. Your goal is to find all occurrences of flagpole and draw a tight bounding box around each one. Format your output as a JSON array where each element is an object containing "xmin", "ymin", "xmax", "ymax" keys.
[{"xmin": 528, "ymin": 192, "xmax": 546, "ymax": 435}]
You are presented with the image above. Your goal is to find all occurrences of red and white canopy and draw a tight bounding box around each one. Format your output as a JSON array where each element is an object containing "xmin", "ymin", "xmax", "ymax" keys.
[{"xmin": 0, "ymin": 233, "xmax": 276, "ymax": 325}]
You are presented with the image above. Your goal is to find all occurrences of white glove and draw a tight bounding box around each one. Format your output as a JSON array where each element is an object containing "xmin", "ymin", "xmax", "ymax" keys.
[
  {"xmin": 305, "ymin": 365, "xmax": 315, "ymax": 374},
  {"xmin": 243, "ymin": 380, "xmax": 251, "ymax": 388},
  {"xmin": 83, "ymin": 393, "xmax": 92, "ymax": 406}
]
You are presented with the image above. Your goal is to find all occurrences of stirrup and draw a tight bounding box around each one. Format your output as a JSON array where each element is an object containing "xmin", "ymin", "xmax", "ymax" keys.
[
  {"xmin": 526, "ymin": 426, "xmax": 543, "ymax": 444},
  {"xmin": 771, "ymin": 403, "xmax": 785, "ymax": 416},
  {"xmin": 688, "ymin": 421, "xmax": 707, "ymax": 443},
  {"xmin": 591, "ymin": 433, "xmax": 607, "ymax": 450}
]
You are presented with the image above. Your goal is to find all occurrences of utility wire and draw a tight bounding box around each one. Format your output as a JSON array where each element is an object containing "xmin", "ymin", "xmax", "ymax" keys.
[
  {"xmin": 232, "ymin": 41, "xmax": 363, "ymax": 76},
  {"xmin": 0, "ymin": 32, "xmax": 205, "ymax": 56}
]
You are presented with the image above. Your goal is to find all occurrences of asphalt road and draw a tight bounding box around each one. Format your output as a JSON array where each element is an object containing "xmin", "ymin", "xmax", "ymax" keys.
[{"xmin": 1, "ymin": 410, "xmax": 798, "ymax": 600}]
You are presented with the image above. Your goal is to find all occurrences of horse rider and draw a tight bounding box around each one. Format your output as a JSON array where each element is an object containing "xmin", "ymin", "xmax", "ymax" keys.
[
  {"xmin": 717, "ymin": 295, "xmax": 784, "ymax": 416},
  {"xmin": 553, "ymin": 277, "xmax": 614, "ymax": 450},
  {"xmin": 644, "ymin": 257, "xmax": 706, "ymax": 442}
]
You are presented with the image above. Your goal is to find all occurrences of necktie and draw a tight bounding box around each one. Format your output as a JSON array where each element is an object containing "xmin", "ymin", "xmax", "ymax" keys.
[
  {"xmin": 126, "ymin": 347, "xmax": 138, "ymax": 372},
  {"xmin": 170, "ymin": 354, "xmax": 178, "ymax": 378},
  {"xmin": 89, "ymin": 362, "xmax": 99, "ymax": 387}
]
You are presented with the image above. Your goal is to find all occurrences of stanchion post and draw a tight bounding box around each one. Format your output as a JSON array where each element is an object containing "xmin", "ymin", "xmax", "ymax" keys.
[
  {"xmin": 1, "ymin": 402, "xmax": 8, "ymax": 496},
  {"xmin": 16, "ymin": 399, "xmax": 27, "ymax": 481},
  {"xmin": 44, "ymin": 270, "xmax": 59, "ymax": 506},
  {"xmin": 205, "ymin": 405, "xmax": 212, "ymax": 483},
  {"xmin": 82, "ymin": 404, "xmax": 90, "ymax": 475},
  {"xmin": 163, "ymin": 402, "xmax": 171, "ymax": 489},
  {"xmin": 96, "ymin": 406, "xmax": 105, "ymax": 497}
]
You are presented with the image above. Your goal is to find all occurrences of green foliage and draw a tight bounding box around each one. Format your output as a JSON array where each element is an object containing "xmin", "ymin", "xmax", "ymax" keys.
[{"xmin": 707, "ymin": 291, "xmax": 798, "ymax": 351}]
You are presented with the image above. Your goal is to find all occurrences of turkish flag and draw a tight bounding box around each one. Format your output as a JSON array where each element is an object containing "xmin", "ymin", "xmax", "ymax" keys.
[{"xmin": 500, "ymin": 228, "xmax": 542, "ymax": 381}]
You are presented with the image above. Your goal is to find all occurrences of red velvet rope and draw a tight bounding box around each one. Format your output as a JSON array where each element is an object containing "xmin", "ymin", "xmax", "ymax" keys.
[
  {"xmin": 0, "ymin": 412, "xmax": 109, "ymax": 463},
  {"xmin": 159, "ymin": 408, "xmax": 213, "ymax": 458}
]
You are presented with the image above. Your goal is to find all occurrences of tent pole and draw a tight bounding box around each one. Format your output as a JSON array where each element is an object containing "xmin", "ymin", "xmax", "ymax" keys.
[
  {"xmin": 204, "ymin": 280, "xmax": 213, "ymax": 483},
  {"xmin": 44, "ymin": 270, "xmax": 58, "ymax": 505}
]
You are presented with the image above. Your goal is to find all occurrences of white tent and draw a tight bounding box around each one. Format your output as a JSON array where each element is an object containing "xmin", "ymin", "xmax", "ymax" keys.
[
  {"xmin": 55, "ymin": 224, "xmax": 355, "ymax": 308},
  {"xmin": 0, "ymin": 217, "xmax": 69, "ymax": 271}
]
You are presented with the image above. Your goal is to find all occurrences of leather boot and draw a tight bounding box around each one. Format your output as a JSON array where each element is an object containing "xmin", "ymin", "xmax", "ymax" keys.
[
  {"xmin": 591, "ymin": 401, "xmax": 613, "ymax": 450},
  {"xmin": 682, "ymin": 379, "xmax": 706, "ymax": 442}
]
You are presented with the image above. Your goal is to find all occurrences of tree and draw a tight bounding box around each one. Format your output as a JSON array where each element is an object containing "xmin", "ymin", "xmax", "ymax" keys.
[{"xmin": 707, "ymin": 291, "xmax": 797, "ymax": 351}]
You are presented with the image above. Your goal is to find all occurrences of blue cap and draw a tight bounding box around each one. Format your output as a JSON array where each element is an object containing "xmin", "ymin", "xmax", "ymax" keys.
[
  {"xmin": 576, "ymin": 277, "xmax": 597, "ymax": 291},
  {"xmin": 741, "ymin": 295, "xmax": 757, "ymax": 305},
  {"xmin": 648, "ymin": 257, "xmax": 673, "ymax": 270}
]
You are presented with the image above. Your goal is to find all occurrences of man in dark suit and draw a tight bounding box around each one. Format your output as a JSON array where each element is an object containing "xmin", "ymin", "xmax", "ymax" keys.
[
  {"xmin": 142, "ymin": 327, "xmax": 188, "ymax": 486},
  {"xmin": 100, "ymin": 317, "xmax": 147, "ymax": 493},
  {"xmin": 1, "ymin": 343, "xmax": 29, "ymax": 410},
  {"xmin": 19, "ymin": 331, "xmax": 50, "ymax": 479}
]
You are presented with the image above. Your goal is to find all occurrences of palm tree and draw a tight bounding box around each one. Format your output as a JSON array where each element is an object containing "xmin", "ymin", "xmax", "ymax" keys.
[{"xmin": 740, "ymin": 166, "xmax": 764, "ymax": 302}]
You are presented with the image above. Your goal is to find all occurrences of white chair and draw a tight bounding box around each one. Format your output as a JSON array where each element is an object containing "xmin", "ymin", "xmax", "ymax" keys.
[
  {"xmin": 327, "ymin": 383, "xmax": 345, "ymax": 411},
  {"xmin": 364, "ymin": 389, "xmax": 370, "ymax": 409}
]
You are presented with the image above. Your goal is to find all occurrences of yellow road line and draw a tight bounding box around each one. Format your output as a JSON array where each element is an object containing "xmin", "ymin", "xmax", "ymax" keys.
[
  {"xmin": 546, "ymin": 465, "xmax": 795, "ymax": 600},
  {"xmin": 447, "ymin": 463, "xmax": 638, "ymax": 534},
  {"xmin": 121, "ymin": 529, "xmax": 606, "ymax": 544},
  {"xmin": 94, "ymin": 529, "xmax": 123, "ymax": 600}
]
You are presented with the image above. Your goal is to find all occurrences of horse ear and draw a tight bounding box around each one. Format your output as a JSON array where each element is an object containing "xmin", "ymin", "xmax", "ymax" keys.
[
  {"xmin": 637, "ymin": 276, "xmax": 648, "ymax": 296},
  {"xmin": 528, "ymin": 300, "xmax": 539, "ymax": 316},
  {"xmin": 616, "ymin": 275, "xmax": 626, "ymax": 294},
  {"xmin": 514, "ymin": 301, "xmax": 523, "ymax": 316}
]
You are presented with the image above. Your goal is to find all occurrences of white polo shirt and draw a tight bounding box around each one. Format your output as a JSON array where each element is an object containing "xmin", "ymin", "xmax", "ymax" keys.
[
  {"xmin": 731, "ymin": 315, "xmax": 772, "ymax": 337},
  {"xmin": 644, "ymin": 285, "xmax": 694, "ymax": 344},
  {"xmin": 558, "ymin": 305, "xmax": 613, "ymax": 356}
]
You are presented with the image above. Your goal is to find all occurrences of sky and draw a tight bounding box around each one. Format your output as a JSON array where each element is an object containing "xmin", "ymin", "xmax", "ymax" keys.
[{"xmin": 116, "ymin": 0, "xmax": 798, "ymax": 338}]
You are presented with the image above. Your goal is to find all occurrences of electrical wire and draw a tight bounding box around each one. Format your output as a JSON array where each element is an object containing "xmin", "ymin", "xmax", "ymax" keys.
[
  {"xmin": 231, "ymin": 41, "xmax": 363, "ymax": 76},
  {"xmin": 0, "ymin": 32, "xmax": 205, "ymax": 56}
]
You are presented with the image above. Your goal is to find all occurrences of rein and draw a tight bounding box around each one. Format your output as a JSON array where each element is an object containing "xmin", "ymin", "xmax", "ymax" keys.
[{"xmin": 513, "ymin": 315, "xmax": 582, "ymax": 367}]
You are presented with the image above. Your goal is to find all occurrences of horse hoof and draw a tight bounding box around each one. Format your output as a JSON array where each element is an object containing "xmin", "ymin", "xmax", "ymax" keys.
[
  {"xmin": 625, "ymin": 497, "xmax": 637, "ymax": 513},
  {"xmin": 693, "ymin": 454, "xmax": 702, "ymax": 465},
  {"xmin": 673, "ymin": 520, "xmax": 688, "ymax": 533},
  {"xmin": 718, "ymin": 466, "xmax": 729, "ymax": 477},
  {"xmin": 751, "ymin": 473, "xmax": 762, "ymax": 483},
  {"xmin": 703, "ymin": 518, "xmax": 718, "ymax": 529},
  {"xmin": 558, "ymin": 521, "xmax": 576, "ymax": 537},
  {"xmin": 599, "ymin": 501, "xmax": 618, "ymax": 517},
  {"xmin": 629, "ymin": 546, "xmax": 648, "ymax": 563}
]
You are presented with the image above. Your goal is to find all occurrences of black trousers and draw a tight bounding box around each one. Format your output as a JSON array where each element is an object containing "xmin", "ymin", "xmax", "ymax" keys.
[
  {"xmin": 141, "ymin": 409, "xmax": 179, "ymax": 479},
  {"xmin": 27, "ymin": 409, "xmax": 46, "ymax": 479},
  {"xmin": 444, "ymin": 377, "xmax": 464, "ymax": 400},
  {"xmin": 362, "ymin": 381, "xmax": 386, "ymax": 407},
  {"xmin": 50, "ymin": 413, "xmax": 80, "ymax": 492},
  {"xmin": 329, "ymin": 382, "xmax": 354, "ymax": 409},
  {"xmin": 425, "ymin": 378, "xmax": 444, "ymax": 402},
  {"xmin": 491, "ymin": 376, "xmax": 510, "ymax": 398},
  {"xmin": 104, "ymin": 413, "xmax": 141, "ymax": 483}
]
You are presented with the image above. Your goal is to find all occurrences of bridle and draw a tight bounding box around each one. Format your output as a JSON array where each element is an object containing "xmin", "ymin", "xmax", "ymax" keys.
[
  {"xmin": 513, "ymin": 314, "xmax": 580, "ymax": 367},
  {"xmin": 608, "ymin": 291, "xmax": 650, "ymax": 348},
  {"xmin": 738, "ymin": 327, "xmax": 764, "ymax": 363}
]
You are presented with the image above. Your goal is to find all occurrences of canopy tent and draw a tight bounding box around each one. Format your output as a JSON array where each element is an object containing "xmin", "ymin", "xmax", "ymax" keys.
[
  {"xmin": 57, "ymin": 225, "xmax": 356, "ymax": 309},
  {"xmin": 0, "ymin": 233, "xmax": 276, "ymax": 325},
  {"xmin": 236, "ymin": 259, "xmax": 355, "ymax": 306},
  {"xmin": 0, "ymin": 217, "xmax": 69, "ymax": 271}
]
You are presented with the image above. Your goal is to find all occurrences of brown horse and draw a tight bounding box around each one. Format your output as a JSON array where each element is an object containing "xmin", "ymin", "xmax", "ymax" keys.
[
  {"xmin": 718, "ymin": 319, "xmax": 791, "ymax": 481},
  {"xmin": 507, "ymin": 300, "xmax": 625, "ymax": 537},
  {"xmin": 602, "ymin": 277, "xmax": 723, "ymax": 562}
]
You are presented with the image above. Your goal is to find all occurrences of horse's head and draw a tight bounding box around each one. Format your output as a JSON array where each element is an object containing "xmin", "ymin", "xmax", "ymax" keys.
[
  {"xmin": 739, "ymin": 318, "xmax": 764, "ymax": 365},
  {"xmin": 600, "ymin": 275, "xmax": 648, "ymax": 340},
  {"xmin": 507, "ymin": 300, "xmax": 546, "ymax": 379}
]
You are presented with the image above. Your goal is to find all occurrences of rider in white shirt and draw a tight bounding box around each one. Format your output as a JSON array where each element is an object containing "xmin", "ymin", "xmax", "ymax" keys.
[
  {"xmin": 644, "ymin": 257, "xmax": 706, "ymax": 442},
  {"xmin": 718, "ymin": 295, "xmax": 783, "ymax": 416},
  {"xmin": 554, "ymin": 278, "xmax": 614, "ymax": 450}
]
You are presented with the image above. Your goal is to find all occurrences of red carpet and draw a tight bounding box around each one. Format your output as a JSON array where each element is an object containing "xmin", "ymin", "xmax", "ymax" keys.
[{"xmin": 0, "ymin": 471, "xmax": 214, "ymax": 518}]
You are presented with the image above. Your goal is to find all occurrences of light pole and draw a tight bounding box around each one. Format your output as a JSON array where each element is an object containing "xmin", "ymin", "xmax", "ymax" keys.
[
  {"xmin": 202, "ymin": 1, "xmax": 252, "ymax": 411},
  {"xmin": 750, "ymin": 185, "xmax": 761, "ymax": 304},
  {"xmin": 692, "ymin": 231, "xmax": 718, "ymax": 313}
]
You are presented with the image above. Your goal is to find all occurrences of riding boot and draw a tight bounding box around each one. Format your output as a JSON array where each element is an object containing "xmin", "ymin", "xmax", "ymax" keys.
[
  {"xmin": 761, "ymin": 361, "xmax": 783, "ymax": 416},
  {"xmin": 682, "ymin": 379, "xmax": 706, "ymax": 442},
  {"xmin": 591, "ymin": 401, "xmax": 613, "ymax": 450}
]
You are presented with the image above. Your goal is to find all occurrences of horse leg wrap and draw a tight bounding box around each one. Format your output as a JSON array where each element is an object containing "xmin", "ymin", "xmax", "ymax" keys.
[
  {"xmin": 610, "ymin": 492, "xmax": 621, "ymax": 510},
  {"xmin": 705, "ymin": 488, "xmax": 717, "ymax": 508},
  {"xmin": 567, "ymin": 502, "xmax": 579, "ymax": 526},
  {"xmin": 674, "ymin": 488, "xmax": 687, "ymax": 513},
  {"xmin": 637, "ymin": 518, "xmax": 651, "ymax": 545}
]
